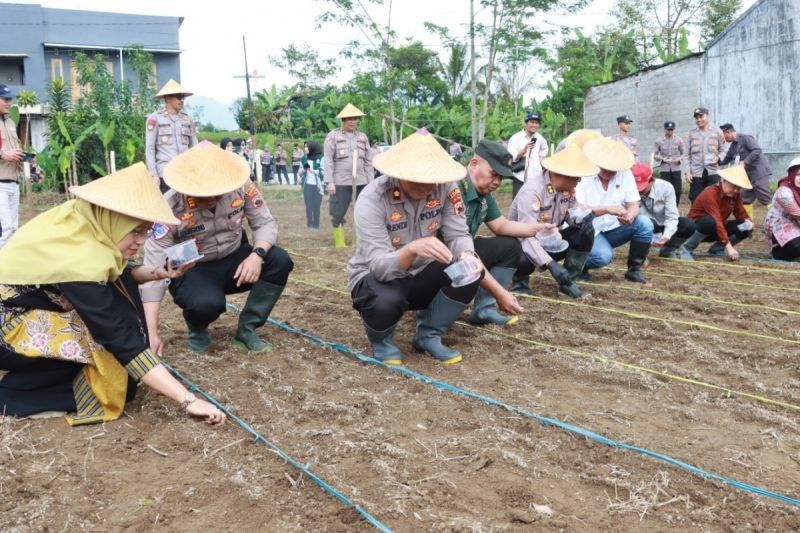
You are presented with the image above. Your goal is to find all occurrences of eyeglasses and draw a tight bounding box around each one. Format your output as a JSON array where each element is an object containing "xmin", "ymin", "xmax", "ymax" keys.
[{"xmin": 132, "ymin": 227, "xmax": 152, "ymax": 239}]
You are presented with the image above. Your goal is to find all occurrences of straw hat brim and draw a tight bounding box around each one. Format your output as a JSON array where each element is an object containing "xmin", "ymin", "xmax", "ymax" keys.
[
  {"xmin": 373, "ymin": 132, "xmax": 466, "ymax": 184},
  {"xmin": 164, "ymin": 143, "xmax": 251, "ymax": 197},
  {"xmin": 155, "ymin": 79, "xmax": 194, "ymax": 98},
  {"xmin": 542, "ymin": 143, "xmax": 600, "ymax": 178},
  {"xmin": 718, "ymin": 165, "xmax": 753, "ymax": 189},
  {"xmin": 70, "ymin": 162, "xmax": 179, "ymax": 225},
  {"xmin": 583, "ymin": 138, "xmax": 635, "ymax": 172},
  {"xmin": 564, "ymin": 129, "xmax": 602, "ymax": 149}
]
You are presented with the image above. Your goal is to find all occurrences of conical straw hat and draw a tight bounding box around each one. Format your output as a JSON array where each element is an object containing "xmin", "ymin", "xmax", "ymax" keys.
[
  {"xmin": 155, "ymin": 79, "xmax": 193, "ymax": 98},
  {"xmin": 564, "ymin": 128, "xmax": 602, "ymax": 148},
  {"xmin": 373, "ymin": 129, "xmax": 466, "ymax": 184},
  {"xmin": 164, "ymin": 141, "xmax": 251, "ymax": 197},
  {"xmin": 718, "ymin": 165, "xmax": 752, "ymax": 189},
  {"xmin": 70, "ymin": 162, "xmax": 179, "ymax": 225},
  {"xmin": 583, "ymin": 137, "xmax": 635, "ymax": 172},
  {"xmin": 542, "ymin": 143, "xmax": 600, "ymax": 178},
  {"xmin": 336, "ymin": 103, "xmax": 365, "ymax": 119}
]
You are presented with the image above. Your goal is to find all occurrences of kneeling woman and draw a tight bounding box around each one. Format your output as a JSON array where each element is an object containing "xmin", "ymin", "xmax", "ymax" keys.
[
  {"xmin": 765, "ymin": 157, "xmax": 800, "ymax": 261},
  {"xmin": 0, "ymin": 163, "xmax": 225, "ymax": 426}
]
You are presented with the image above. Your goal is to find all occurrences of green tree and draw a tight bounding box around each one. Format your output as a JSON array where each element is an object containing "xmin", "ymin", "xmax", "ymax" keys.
[
  {"xmin": 699, "ymin": 0, "xmax": 742, "ymax": 44},
  {"xmin": 270, "ymin": 44, "xmax": 339, "ymax": 89},
  {"xmin": 15, "ymin": 89, "xmax": 39, "ymax": 149}
]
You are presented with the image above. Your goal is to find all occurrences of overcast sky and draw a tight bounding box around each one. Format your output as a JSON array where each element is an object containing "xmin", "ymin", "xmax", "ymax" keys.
[{"xmin": 7, "ymin": 0, "xmax": 755, "ymax": 106}]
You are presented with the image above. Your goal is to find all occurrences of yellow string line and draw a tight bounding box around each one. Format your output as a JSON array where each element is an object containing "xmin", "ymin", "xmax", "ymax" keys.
[
  {"xmin": 517, "ymin": 292, "xmax": 800, "ymax": 345},
  {"xmin": 651, "ymin": 254, "xmax": 800, "ymax": 274},
  {"xmin": 604, "ymin": 266, "xmax": 800, "ymax": 293},
  {"xmin": 287, "ymin": 248, "xmax": 800, "ymax": 318},
  {"xmin": 292, "ymin": 278, "xmax": 800, "ymax": 413},
  {"xmin": 581, "ymin": 280, "xmax": 800, "ymax": 316}
]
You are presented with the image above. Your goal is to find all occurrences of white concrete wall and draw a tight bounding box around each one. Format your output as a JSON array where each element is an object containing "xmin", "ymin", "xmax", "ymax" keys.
[
  {"xmin": 701, "ymin": 0, "xmax": 800, "ymax": 174},
  {"xmin": 583, "ymin": 56, "xmax": 702, "ymax": 165}
]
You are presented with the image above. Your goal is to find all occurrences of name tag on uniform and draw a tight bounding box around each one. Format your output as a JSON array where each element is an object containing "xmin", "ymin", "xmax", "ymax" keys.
[{"xmin": 183, "ymin": 224, "xmax": 206, "ymax": 236}]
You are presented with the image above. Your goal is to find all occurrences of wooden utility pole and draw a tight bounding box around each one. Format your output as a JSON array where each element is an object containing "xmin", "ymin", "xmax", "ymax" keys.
[
  {"xmin": 233, "ymin": 35, "xmax": 265, "ymax": 144},
  {"xmin": 469, "ymin": 0, "xmax": 477, "ymax": 149}
]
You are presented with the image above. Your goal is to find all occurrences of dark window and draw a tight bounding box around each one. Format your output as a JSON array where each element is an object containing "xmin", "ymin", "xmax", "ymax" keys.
[{"xmin": 0, "ymin": 57, "xmax": 24, "ymax": 85}]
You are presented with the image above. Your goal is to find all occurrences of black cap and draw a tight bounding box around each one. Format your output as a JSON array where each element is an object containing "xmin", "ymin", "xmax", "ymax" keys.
[
  {"xmin": 616, "ymin": 115, "xmax": 633, "ymax": 124},
  {"xmin": 719, "ymin": 123, "xmax": 735, "ymax": 132},
  {"xmin": 0, "ymin": 84, "xmax": 16, "ymax": 99},
  {"xmin": 524, "ymin": 112, "xmax": 541, "ymax": 123},
  {"xmin": 475, "ymin": 139, "xmax": 514, "ymax": 178},
  {"xmin": 664, "ymin": 121, "xmax": 675, "ymax": 130},
  {"xmin": 693, "ymin": 107, "xmax": 709, "ymax": 117}
]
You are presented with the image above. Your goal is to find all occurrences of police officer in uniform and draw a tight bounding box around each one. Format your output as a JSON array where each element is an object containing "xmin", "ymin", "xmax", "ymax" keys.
[
  {"xmin": 348, "ymin": 130, "xmax": 480, "ymax": 366},
  {"xmin": 684, "ymin": 107, "xmax": 726, "ymax": 203},
  {"xmin": 653, "ymin": 121, "xmax": 685, "ymax": 205},
  {"xmin": 145, "ymin": 79, "xmax": 198, "ymax": 192},
  {"xmin": 142, "ymin": 143, "xmax": 293, "ymax": 353},
  {"xmin": 509, "ymin": 143, "xmax": 599, "ymax": 298},
  {"xmin": 324, "ymin": 103, "xmax": 373, "ymax": 247},
  {"xmin": 719, "ymin": 123, "xmax": 773, "ymax": 219},
  {"xmin": 610, "ymin": 115, "xmax": 638, "ymax": 160},
  {"xmin": 459, "ymin": 140, "xmax": 553, "ymax": 326}
]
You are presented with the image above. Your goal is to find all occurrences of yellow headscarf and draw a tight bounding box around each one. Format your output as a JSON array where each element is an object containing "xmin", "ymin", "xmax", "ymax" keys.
[{"xmin": 0, "ymin": 199, "xmax": 142, "ymax": 285}]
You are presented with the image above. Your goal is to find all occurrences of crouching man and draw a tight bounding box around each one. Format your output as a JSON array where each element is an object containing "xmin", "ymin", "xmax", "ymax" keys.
[
  {"xmin": 142, "ymin": 142, "xmax": 293, "ymax": 353},
  {"xmin": 509, "ymin": 143, "xmax": 599, "ymax": 297},
  {"xmin": 348, "ymin": 130, "xmax": 482, "ymax": 366}
]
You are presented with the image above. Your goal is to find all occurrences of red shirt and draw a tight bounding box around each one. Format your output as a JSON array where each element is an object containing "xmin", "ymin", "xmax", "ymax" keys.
[{"xmin": 687, "ymin": 183, "xmax": 748, "ymax": 244}]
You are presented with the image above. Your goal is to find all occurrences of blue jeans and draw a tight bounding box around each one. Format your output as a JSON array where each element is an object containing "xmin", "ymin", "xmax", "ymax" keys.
[{"xmin": 586, "ymin": 215, "xmax": 653, "ymax": 269}]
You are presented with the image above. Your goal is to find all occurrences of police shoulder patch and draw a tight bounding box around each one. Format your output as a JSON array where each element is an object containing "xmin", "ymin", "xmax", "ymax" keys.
[
  {"xmin": 532, "ymin": 197, "xmax": 541, "ymax": 211},
  {"xmin": 152, "ymin": 223, "xmax": 170, "ymax": 240}
]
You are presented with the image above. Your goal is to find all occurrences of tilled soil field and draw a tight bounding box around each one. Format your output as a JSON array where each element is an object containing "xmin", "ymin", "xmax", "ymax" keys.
[{"xmin": 2, "ymin": 187, "xmax": 799, "ymax": 531}]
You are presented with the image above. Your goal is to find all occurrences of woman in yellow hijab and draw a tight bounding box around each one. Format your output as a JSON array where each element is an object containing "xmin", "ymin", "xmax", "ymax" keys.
[{"xmin": 0, "ymin": 163, "xmax": 225, "ymax": 426}]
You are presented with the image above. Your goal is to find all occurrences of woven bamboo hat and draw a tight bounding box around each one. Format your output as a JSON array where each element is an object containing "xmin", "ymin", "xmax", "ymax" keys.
[
  {"xmin": 163, "ymin": 141, "xmax": 250, "ymax": 197},
  {"xmin": 373, "ymin": 129, "xmax": 466, "ymax": 184},
  {"xmin": 69, "ymin": 162, "xmax": 179, "ymax": 225},
  {"xmin": 155, "ymin": 79, "xmax": 193, "ymax": 98},
  {"xmin": 336, "ymin": 103, "xmax": 365, "ymax": 119},
  {"xmin": 583, "ymin": 137, "xmax": 635, "ymax": 172},
  {"xmin": 718, "ymin": 165, "xmax": 753, "ymax": 189},
  {"xmin": 542, "ymin": 143, "xmax": 600, "ymax": 178},
  {"xmin": 563, "ymin": 128, "xmax": 603, "ymax": 149}
]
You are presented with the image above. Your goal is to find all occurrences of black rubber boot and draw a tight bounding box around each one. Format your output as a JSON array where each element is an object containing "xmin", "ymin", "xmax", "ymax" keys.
[
  {"xmin": 659, "ymin": 236, "xmax": 687, "ymax": 258},
  {"xmin": 624, "ymin": 241, "xmax": 651, "ymax": 283}
]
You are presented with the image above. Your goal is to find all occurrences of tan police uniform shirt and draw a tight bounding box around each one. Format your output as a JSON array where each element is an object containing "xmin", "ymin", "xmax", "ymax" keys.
[
  {"xmin": 0, "ymin": 116, "xmax": 22, "ymax": 181},
  {"xmin": 683, "ymin": 127, "xmax": 725, "ymax": 177},
  {"xmin": 609, "ymin": 134, "xmax": 638, "ymax": 160},
  {"xmin": 653, "ymin": 136, "xmax": 685, "ymax": 172},
  {"xmin": 141, "ymin": 182, "xmax": 278, "ymax": 302},
  {"xmin": 145, "ymin": 110, "xmax": 198, "ymax": 178},
  {"xmin": 347, "ymin": 175, "xmax": 474, "ymax": 292},
  {"xmin": 323, "ymin": 128, "xmax": 373, "ymax": 187},
  {"xmin": 508, "ymin": 170, "xmax": 577, "ymax": 267}
]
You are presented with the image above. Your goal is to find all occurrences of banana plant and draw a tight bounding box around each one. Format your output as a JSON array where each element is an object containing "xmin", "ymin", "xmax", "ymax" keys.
[{"xmin": 55, "ymin": 113, "xmax": 96, "ymax": 194}]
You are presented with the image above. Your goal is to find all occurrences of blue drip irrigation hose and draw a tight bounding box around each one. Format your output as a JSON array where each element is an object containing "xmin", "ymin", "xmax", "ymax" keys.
[
  {"xmin": 161, "ymin": 360, "xmax": 392, "ymax": 533},
  {"xmin": 248, "ymin": 309, "xmax": 800, "ymax": 508}
]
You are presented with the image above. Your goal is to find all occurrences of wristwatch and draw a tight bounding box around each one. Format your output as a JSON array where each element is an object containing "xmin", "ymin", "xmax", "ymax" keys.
[
  {"xmin": 180, "ymin": 391, "xmax": 197, "ymax": 409},
  {"xmin": 253, "ymin": 247, "xmax": 267, "ymax": 260}
]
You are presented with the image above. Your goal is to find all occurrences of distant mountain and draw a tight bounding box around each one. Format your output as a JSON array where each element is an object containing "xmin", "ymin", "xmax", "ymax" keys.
[{"xmin": 186, "ymin": 95, "xmax": 238, "ymax": 131}]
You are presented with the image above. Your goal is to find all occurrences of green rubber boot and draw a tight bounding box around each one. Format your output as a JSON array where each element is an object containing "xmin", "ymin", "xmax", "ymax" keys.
[
  {"xmin": 332, "ymin": 226, "xmax": 346, "ymax": 248},
  {"xmin": 232, "ymin": 281, "xmax": 285, "ymax": 353},
  {"xmin": 187, "ymin": 326, "xmax": 211, "ymax": 353}
]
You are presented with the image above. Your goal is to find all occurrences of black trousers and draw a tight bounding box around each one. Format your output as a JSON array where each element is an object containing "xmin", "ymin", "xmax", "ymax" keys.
[
  {"xmin": 303, "ymin": 184, "xmax": 322, "ymax": 228},
  {"xmin": 261, "ymin": 164, "xmax": 272, "ymax": 183},
  {"xmin": 275, "ymin": 164, "xmax": 289, "ymax": 184},
  {"xmin": 688, "ymin": 170, "xmax": 720, "ymax": 204},
  {"xmin": 694, "ymin": 215, "xmax": 752, "ymax": 243},
  {"xmin": 330, "ymin": 185, "xmax": 366, "ymax": 227},
  {"xmin": 651, "ymin": 216, "xmax": 695, "ymax": 239},
  {"xmin": 351, "ymin": 261, "xmax": 482, "ymax": 331},
  {"xmin": 0, "ymin": 349, "xmax": 138, "ymax": 417},
  {"xmin": 473, "ymin": 235, "xmax": 522, "ymax": 270},
  {"xmin": 512, "ymin": 179, "xmax": 524, "ymax": 199},
  {"xmin": 658, "ymin": 170, "xmax": 683, "ymax": 206},
  {"xmin": 292, "ymin": 164, "xmax": 300, "ymax": 184},
  {"xmin": 772, "ymin": 236, "xmax": 800, "ymax": 261},
  {"xmin": 515, "ymin": 225, "xmax": 595, "ymax": 277},
  {"xmin": 169, "ymin": 243, "xmax": 293, "ymax": 329}
]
